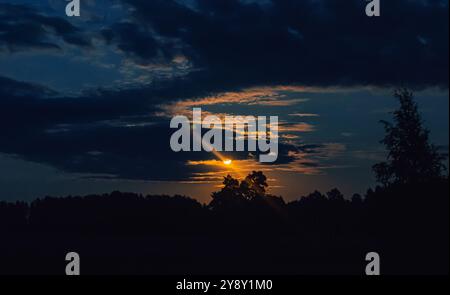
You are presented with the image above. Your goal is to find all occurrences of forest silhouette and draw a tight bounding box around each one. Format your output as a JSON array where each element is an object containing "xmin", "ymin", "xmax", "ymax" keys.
[{"xmin": 0, "ymin": 89, "xmax": 448, "ymax": 275}]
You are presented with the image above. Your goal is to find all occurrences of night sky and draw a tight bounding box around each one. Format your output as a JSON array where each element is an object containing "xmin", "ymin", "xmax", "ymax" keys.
[{"xmin": 0, "ymin": 0, "xmax": 448, "ymax": 203}]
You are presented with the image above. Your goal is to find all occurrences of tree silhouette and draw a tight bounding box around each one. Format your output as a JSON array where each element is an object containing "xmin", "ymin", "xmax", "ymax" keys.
[
  {"xmin": 240, "ymin": 171, "xmax": 268, "ymax": 200},
  {"xmin": 209, "ymin": 174, "xmax": 246, "ymax": 211},
  {"xmin": 209, "ymin": 171, "xmax": 270, "ymax": 211},
  {"xmin": 373, "ymin": 89, "xmax": 446, "ymax": 186},
  {"xmin": 327, "ymin": 188, "xmax": 345, "ymax": 203},
  {"xmin": 223, "ymin": 175, "xmax": 240, "ymax": 191}
]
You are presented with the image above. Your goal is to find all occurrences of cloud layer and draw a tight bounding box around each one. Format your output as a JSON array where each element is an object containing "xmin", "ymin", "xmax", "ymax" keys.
[{"xmin": 0, "ymin": 0, "xmax": 448, "ymax": 185}]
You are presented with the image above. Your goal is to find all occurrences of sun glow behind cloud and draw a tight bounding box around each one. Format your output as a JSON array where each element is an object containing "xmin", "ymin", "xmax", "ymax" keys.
[
  {"xmin": 185, "ymin": 141, "xmax": 349, "ymax": 185},
  {"xmin": 161, "ymin": 85, "xmax": 357, "ymax": 191}
]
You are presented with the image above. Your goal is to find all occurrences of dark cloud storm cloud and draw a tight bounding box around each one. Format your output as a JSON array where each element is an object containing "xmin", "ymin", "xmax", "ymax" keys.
[
  {"xmin": 117, "ymin": 0, "xmax": 449, "ymax": 89},
  {"xmin": 0, "ymin": 3, "xmax": 91, "ymax": 52}
]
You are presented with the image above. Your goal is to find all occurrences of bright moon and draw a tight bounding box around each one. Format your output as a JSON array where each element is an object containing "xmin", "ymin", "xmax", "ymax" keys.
[{"xmin": 223, "ymin": 159, "xmax": 232, "ymax": 165}]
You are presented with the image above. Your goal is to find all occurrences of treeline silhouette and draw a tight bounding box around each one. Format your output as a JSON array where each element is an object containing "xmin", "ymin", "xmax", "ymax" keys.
[
  {"xmin": 0, "ymin": 90, "xmax": 448, "ymax": 275},
  {"xmin": 0, "ymin": 178, "xmax": 448, "ymax": 275}
]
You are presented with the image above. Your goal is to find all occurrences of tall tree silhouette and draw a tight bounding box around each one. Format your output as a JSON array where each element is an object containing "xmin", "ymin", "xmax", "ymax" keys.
[{"xmin": 373, "ymin": 89, "xmax": 446, "ymax": 186}]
